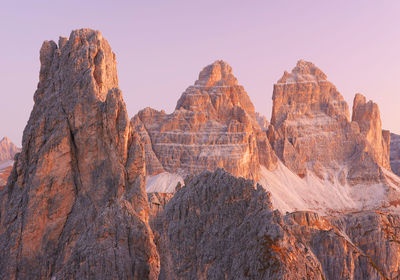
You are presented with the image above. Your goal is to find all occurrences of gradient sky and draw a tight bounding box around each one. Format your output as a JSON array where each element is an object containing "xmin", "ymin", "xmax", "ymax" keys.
[{"xmin": 1, "ymin": 0, "xmax": 399, "ymax": 145}]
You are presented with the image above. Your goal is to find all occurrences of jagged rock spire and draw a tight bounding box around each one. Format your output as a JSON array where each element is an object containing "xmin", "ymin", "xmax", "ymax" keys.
[{"xmin": 0, "ymin": 29, "xmax": 159, "ymax": 279}]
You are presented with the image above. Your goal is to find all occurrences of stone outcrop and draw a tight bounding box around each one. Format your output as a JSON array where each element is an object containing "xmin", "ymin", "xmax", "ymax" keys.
[
  {"xmin": 269, "ymin": 60, "xmax": 392, "ymax": 185},
  {"xmin": 0, "ymin": 137, "xmax": 20, "ymax": 162},
  {"xmin": 0, "ymin": 29, "xmax": 159, "ymax": 279},
  {"xmin": 156, "ymin": 169, "xmax": 325, "ymax": 280},
  {"xmin": 134, "ymin": 60, "xmax": 277, "ymax": 182},
  {"xmin": 154, "ymin": 169, "xmax": 395, "ymax": 279},
  {"xmin": 391, "ymin": 133, "xmax": 400, "ymax": 176},
  {"xmin": 352, "ymin": 93, "xmax": 391, "ymax": 169}
]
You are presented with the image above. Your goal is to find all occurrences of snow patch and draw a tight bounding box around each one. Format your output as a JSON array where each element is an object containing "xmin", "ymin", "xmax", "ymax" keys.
[
  {"xmin": 146, "ymin": 172, "xmax": 184, "ymax": 193},
  {"xmin": 258, "ymin": 162, "xmax": 391, "ymax": 215}
]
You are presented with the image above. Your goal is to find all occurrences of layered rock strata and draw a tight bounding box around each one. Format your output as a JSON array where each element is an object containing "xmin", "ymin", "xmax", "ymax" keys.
[
  {"xmin": 134, "ymin": 61, "xmax": 277, "ymax": 183},
  {"xmin": 269, "ymin": 60, "xmax": 391, "ymax": 185},
  {"xmin": 0, "ymin": 29, "xmax": 159, "ymax": 279},
  {"xmin": 391, "ymin": 133, "xmax": 400, "ymax": 176}
]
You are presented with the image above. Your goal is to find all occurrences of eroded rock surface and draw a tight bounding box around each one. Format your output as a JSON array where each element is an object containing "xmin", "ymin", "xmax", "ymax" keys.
[
  {"xmin": 134, "ymin": 60, "xmax": 277, "ymax": 183},
  {"xmin": 156, "ymin": 169, "xmax": 324, "ymax": 280},
  {"xmin": 391, "ymin": 133, "xmax": 400, "ymax": 176},
  {"xmin": 269, "ymin": 60, "xmax": 393, "ymax": 186},
  {"xmin": 0, "ymin": 137, "xmax": 20, "ymax": 162},
  {"xmin": 0, "ymin": 29, "xmax": 159, "ymax": 280},
  {"xmin": 153, "ymin": 169, "xmax": 397, "ymax": 279}
]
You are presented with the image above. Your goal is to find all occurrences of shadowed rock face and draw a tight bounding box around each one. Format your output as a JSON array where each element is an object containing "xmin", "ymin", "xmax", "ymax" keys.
[
  {"xmin": 152, "ymin": 169, "xmax": 397, "ymax": 280},
  {"xmin": 156, "ymin": 169, "xmax": 324, "ymax": 280},
  {"xmin": 269, "ymin": 60, "xmax": 391, "ymax": 185},
  {"xmin": 133, "ymin": 60, "xmax": 277, "ymax": 181},
  {"xmin": 391, "ymin": 133, "xmax": 400, "ymax": 176},
  {"xmin": 0, "ymin": 29, "xmax": 159, "ymax": 280}
]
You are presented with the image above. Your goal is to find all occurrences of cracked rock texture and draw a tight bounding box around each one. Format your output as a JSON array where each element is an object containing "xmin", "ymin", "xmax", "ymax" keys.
[
  {"xmin": 133, "ymin": 60, "xmax": 277, "ymax": 181},
  {"xmin": 0, "ymin": 29, "xmax": 159, "ymax": 280},
  {"xmin": 391, "ymin": 133, "xmax": 400, "ymax": 176},
  {"xmin": 156, "ymin": 169, "xmax": 325, "ymax": 280},
  {"xmin": 154, "ymin": 169, "xmax": 397, "ymax": 279},
  {"xmin": 269, "ymin": 60, "xmax": 391, "ymax": 185}
]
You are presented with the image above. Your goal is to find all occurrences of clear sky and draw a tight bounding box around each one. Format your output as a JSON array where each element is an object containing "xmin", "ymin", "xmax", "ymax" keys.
[{"xmin": 1, "ymin": 0, "xmax": 399, "ymax": 145}]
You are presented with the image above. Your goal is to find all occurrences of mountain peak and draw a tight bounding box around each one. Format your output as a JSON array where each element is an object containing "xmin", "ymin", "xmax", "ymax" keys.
[
  {"xmin": 277, "ymin": 60, "xmax": 327, "ymax": 84},
  {"xmin": 194, "ymin": 60, "xmax": 238, "ymax": 87}
]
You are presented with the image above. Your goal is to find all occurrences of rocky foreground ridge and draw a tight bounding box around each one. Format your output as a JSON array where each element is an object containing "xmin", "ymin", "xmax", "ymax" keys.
[{"xmin": 1, "ymin": 28, "xmax": 400, "ymax": 279}]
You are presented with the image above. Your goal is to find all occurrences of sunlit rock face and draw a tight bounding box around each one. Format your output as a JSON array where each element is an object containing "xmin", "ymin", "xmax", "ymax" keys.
[
  {"xmin": 134, "ymin": 60, "xmax": 277, "ymax": 182},
  {"xmin": 0, "ymin": 29, "xmax": 159, "ymax": 280},
  {"xmin": 391, "ymin": 133, "xmax": 400, "ymax": 176},
  {"xmin": 269, "ymin": 60, "xmax": 392, "ymax": 185},
  {"xmin": 0, "ymin": 137, "xmax": 20, "ymax": 187},
  {"xmin": 352, "ymin": 93, "xmax": 391, "ymax": 169},
  {"xmin": 0, "ymin": 137, "xmax": 20, "ymax": 162}
]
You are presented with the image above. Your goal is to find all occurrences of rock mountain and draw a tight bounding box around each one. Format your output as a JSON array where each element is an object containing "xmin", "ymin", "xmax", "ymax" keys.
[
  {"xmin": 134, "ymin": 60, "xmax": 277, "ymax": 192},
  {"xmin": 391, "ymin": 133, "xmax": 400, "ymax": 176},
  {"xmin": 1, "ymin": 28, "xmax": 400, "ymax": 279},
  {"xmin": 0, "ymin": 29, "xmax": 159, "ymax": 279},
  {"xmin": 0, "ymin": 137, "xmax": 20, "ymax": 187}
]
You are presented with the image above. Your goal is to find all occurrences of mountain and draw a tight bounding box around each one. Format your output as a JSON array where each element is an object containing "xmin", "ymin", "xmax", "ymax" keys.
[
  {"xmin": 2, "ymin": 27, "xmax": 400, "ymax": 279},
  {"xmin": 153, "ymin": 169, "xmax": 398, "ymax": 279},
  {"xmin": 0, "ymin": 29, "xmax": 159, "ymax": 279},
  {"xmin": 264, "ymin": 60, "xmax": 400, "ymax": 214},
  {"xmin": 133, "ymin": 60, "xmax": 277, "ymax": 192},
  {"xmin": 0, "ymin": 137, "xmax": 20, "ymax": 162},
  {"xmin": 139, "ymin": 59, "xmax": 400, "ymax": 215},
  {"xmin": 0, "ymin": 137, "xmax": 21, "ymax": 187},
  {"xmin": 391, "ymin": 133, "xmax": 400, "ymax": 176}
]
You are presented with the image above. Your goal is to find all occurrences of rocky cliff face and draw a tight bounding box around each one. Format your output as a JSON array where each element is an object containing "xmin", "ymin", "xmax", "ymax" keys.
[
  {"xmin": 391, "ymin": 133, "xmax": 400, "ymax": 176},
  {"xmin": 269, "ymin": 60, "xmax": 392, "ymax": 185},
  {"xmin": 0, "ymin": 29, "xmax": 159, "ymax": 279},
  {"xmin": 153, "ymin": 169, "xmax": 395, "ymax": 280},
  {"xmin": 156, "ymin": 169, "xmax": 325, "ymax": 280},
  {"xmin": 134, "ymin": 60, "xmax": 277, "ymax": 185}
]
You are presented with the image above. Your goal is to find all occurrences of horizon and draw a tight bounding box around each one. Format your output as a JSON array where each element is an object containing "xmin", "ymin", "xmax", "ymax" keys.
[{"xmin": 1, "ymin": 1, "xmax": 400, "ymax": 145}]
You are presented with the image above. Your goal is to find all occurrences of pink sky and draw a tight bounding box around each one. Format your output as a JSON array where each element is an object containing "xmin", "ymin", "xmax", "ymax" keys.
[{"xmin": 1, "ymin": 0, "xmax": 399, "ymax": 145}]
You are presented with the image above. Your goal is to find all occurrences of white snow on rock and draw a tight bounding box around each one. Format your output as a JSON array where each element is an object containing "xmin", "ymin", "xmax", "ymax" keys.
[
  {"xmin": 146, "ymin": 172, "xmax": 184, "ymax": 193},
  {"xmin": 259, "ymin": 162, "xmax": 400, "ymax": 215},
  {"xmin": 144, "ymin": 160, "xmax": 400, "ymax": 215}
]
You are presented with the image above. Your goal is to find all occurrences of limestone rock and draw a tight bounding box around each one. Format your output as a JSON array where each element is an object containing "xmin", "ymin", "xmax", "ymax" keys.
[
  {"xmin": 0, "ymin": 137, "xmax": 20, "ymax": 162},
  {"xmin": 255, "ymin": 112, "xmax": 270, "ymax": 131},
  {"xmin": 286, "ymin": 211, "xmax": 397, "ymax": 279},
  {"xmin": 156, "ymin": 169, "xmax": 324, "ymax": 280},
  {"xmin": 134, "ymin": 60, "xmax": 277, "ymax": 184},
  {"xmin": 391, "ymin": 133, "xmax": 400, "ymax": 176},
  {"xmin": 154, "ymin": 169, "xmax": 394, "ymax": 279},
  {"xmin": 352, "ymin": 93, "xmax": 391, "ymax": 169},
  {"xmin": 270, "ymin": 60, "xmax": 392, "ymax": 186},
  {"xmin": 0, "ymin": 29, "xmax": 159, "ymax": 279}
]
